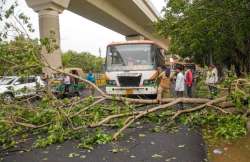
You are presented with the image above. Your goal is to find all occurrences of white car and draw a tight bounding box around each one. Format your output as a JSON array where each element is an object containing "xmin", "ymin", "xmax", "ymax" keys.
[{"xmin": 0, "ymin": 76, "xmax": 45, "ymax": 102}]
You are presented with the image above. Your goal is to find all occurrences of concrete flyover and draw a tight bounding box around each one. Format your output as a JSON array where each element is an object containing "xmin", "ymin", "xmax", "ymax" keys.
[{"xmin": 25, "ymin": 0, "xmax": 169, "ymax": 75}]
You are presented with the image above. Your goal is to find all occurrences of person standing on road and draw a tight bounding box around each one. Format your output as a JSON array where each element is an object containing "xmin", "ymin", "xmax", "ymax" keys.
[
  {"xmin": 41, "ymin": 73, "xmax": 49, "ymax": 85},
  {"xmin": 157, "ymin": 67, "xmax": 171, "ymax": 104},
  {"xmin": 185, "ymin": 66, "xmax": 193, "ymax": 97},
  {"xmin": 170, "ymin": 68, "xmax": 177, "ymax": 97},
  {"xmin": 205, "ymin": 64, "xmax": 218, "ymax": 99},
  {"xmin": 63, "ymin": 74, "xmax": 71, "ymax": 94},
  {"xmin": 175, "ymin": 67, "xmax": 185, "ymax": 109},
  {"xmin": 86, "ymin": 71, "xmax": 96, "ymax": 96}
]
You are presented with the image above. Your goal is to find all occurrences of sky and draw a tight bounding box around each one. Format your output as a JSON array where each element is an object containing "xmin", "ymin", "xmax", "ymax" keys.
[{"xmin": 18, "ymin": 0, "xmax": 166, "ymax": 57}]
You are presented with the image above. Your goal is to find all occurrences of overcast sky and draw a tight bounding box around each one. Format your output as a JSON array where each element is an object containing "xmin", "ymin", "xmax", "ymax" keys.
[{"xmin": 18, "ymin": 0, "xmax": 166, "ymax": 57}]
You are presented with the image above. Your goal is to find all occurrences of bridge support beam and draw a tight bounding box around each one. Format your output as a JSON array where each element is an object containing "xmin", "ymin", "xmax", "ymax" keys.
[
  {"xmin": 126, "ymin": 35, "xmax": 145, "ymax": 41},
  {"xmin": 25, "ymin": 0, "xmax": 70, "ymax": 76}
]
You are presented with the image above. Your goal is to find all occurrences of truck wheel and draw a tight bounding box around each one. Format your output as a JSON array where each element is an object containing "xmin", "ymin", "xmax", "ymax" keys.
[{"xmin": 3, "ymin": 93, "xmax": 14, "ymax": 103}]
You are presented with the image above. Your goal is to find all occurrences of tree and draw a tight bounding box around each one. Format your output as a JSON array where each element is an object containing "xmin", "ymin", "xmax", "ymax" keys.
[
  {"xmin": 62, "ymin": 50, "xmax": 104, "ymax": 72},
  {"xmin": 0, "ymin": 0, "xmax": 34, "ymax": 40},
  {"xmin": 0, "ymin": 37, "xmax": 42, "ymax": 76},
  {"xmin": 156, "ymin": 0, "xmax": 250, "ymax": 74},
  {"xmin": 0, "ymin": 0, "xmax": 42, "ymax": 76}
]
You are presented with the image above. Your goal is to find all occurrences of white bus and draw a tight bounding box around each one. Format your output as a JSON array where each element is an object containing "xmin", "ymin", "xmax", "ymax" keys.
[{"xmin": 105, "ymin": 40, "xmax": 165, "ymax": 96}]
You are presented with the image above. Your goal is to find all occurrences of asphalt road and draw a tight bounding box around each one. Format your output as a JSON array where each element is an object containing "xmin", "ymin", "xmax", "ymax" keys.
[{"xmin": 2, "ymin": 125, "xmax": 207, "ymax": 162}]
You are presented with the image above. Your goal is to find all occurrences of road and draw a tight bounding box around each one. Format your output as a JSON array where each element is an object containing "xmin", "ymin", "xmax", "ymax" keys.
[{"xmin": 2, "ymin": 125, "xmax": 207, "ymax": 162}]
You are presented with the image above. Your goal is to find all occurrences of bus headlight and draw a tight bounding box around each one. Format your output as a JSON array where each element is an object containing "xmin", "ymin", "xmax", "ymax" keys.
[
  {"xmin": 143, "ymin": 80, "xmax": 156, "ymax": 86},
  {"xmin": 106, "ymin": 80, "xmax": 117, "ymax": 86}
]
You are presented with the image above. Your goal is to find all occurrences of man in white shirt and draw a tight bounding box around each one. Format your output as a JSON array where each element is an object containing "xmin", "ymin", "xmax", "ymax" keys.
[
  {"xmin": 205, "ymin": 64, "xmax": 218, "ymax": 98},
  {"xmin": 63, "ymin": 75, "xmax": 71, "ymax": 93},
  {"xmin": 175, "ymin": 67, "xmax": 185, "ymax": 109}
]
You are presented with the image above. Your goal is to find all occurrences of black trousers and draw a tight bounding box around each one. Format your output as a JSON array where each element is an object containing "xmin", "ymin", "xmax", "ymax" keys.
[
  {"xmin": 186, "ymin": 85, "xmax": 192, "ymax": 98},
  {"xmin": 208, "ymin": 85, "xmax": 218, "ymax": 98},
  {"xmin": 176, "ymin": 91, "xmax": 184, "ymax": 109},
  {"xmin": 64, "ymin": 84, "xmax": 70, "ymax": 93}
]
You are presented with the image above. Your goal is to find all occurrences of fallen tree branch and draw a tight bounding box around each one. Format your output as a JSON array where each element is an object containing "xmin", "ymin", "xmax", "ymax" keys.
[
  {"xmin": 67, "ymin": 96, "xmax": 103, "ymax": 115},
  {"xmin": 112, "ymin": 99, "xmax": 181, "ymax": 140},
  {"xmin": 106, "ymin": 96, "xmax": 210, "ymax": 105},
  {"xmin": 90, "ymin": 111, "xmax": 142, "ymax": 128},
  {"xmin": 70, "ymin": 97, "xmax": 106, "ymax": 118},
  {"xmin": 2, "ymin": 104, "xmax": 38, "ymax": 113},
  {"xmin": 218, "ymin": 101, "xmax": 235, "ymax": 108},
  {"xmin": 207, "ymin": 104, "xmax": 231, "ymax": 114},
  {"xmin": 172, "ymin": 96, "xmax": 227, "ymax": 120},
  {"xmin": 88, "ymin": 97, "xmax": 219, "ymax": 140},
  {"xmin": 2, "ymin": 119, "xmax": 51, "ymax": 129}
]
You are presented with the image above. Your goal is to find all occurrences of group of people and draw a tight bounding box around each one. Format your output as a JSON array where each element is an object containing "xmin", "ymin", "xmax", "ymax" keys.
[
  {"xmin": 157, "ymin": 64, "xmax": 219, "ymax": 105},
  {"xmin": 157, "ymin": 65, "xmax": 194, "ymax": 105}
]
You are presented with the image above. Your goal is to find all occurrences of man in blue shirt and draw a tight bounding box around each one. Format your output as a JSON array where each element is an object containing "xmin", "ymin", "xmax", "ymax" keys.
[{"xmin": 86, "ymin": 71, "xmax": 96, "ymax": 96}]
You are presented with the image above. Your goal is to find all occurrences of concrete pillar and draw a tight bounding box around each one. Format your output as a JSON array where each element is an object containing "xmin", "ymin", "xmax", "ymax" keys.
[
  {"xmin": 39, "ymin": 9, "xmax": 62, "ymax": 75},
  {"xmin": 126, "ymin": 35, "xmax": 145, "ymax": 41},
  {"xmin": 25, "ymin": 0, "xmax": 70, "ymax": 76}
]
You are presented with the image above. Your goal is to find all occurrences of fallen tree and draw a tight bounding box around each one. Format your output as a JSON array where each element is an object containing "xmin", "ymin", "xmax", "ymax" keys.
[
  {"xmin": 0, "ymin": 0, "xmax": 249, "ymax": 155},
  {"xmin": 0, "ymin": 65, "xmax": 249, "ymax": 152}
]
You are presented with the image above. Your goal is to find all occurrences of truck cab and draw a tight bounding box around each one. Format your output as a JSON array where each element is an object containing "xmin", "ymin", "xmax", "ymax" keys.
[{"xmin": 105, "ymin": 40, "xmax": 165, "ymax": 96}]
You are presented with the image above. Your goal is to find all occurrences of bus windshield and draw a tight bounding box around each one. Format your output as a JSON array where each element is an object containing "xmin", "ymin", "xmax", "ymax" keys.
[{"xmin": 106, "ymin": 44, "xmax": 155, "ymax": 71}]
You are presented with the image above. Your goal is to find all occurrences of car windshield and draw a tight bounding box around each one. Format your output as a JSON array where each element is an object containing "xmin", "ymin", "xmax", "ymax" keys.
[
  {"xmin": 106, "ymin": 44, "xmax": 155, "ymax": 71},
  {"xmin": 0, "ymin": 77, "xmax": 15, "ymax": 85}
]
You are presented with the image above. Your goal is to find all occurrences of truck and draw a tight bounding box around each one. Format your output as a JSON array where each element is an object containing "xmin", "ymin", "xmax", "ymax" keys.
[{"xmin": 105, "ymin": 40, "xmax": 165, "ymax": 96}]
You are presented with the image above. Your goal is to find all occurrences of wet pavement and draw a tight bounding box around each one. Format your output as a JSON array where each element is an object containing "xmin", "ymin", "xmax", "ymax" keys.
[
  {"xmin": 2, "ymin": 125, "xmax": 207, "ymax": 162},
  {"xmin": 208, "ymin": 133, "xmax": 250, "ymax": 162}
]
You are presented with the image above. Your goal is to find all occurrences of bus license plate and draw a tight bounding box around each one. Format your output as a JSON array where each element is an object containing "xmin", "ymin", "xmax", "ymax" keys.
[{"xmin": 126, "ymin": 89, "xmax": 133, "ymax": 95}]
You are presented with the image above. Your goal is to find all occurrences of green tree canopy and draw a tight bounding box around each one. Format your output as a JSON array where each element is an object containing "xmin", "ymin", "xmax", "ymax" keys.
[
  {"xmin": 156, "ymin": 0, "xmax": 250, "ymax": 74},
  {"xmin": 0, "ymin": 0, "xmax": 43, "ymax": 76},
  {"xmin": 0, "ymin": 37, "xmax": 42, "ymax": 76},
  {"xmin": 62, "ymin": 50, "xmax": 104, "ymax": 72}
]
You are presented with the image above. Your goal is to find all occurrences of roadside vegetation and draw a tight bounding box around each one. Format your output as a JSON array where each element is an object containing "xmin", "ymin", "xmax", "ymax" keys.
[
  {"xmin": 62, "ymin": 51, "xmax": 104, "ymax": 72},
  {"xmin": 156, "ymin": 0, "xmax": 250, "ymax": 75}
]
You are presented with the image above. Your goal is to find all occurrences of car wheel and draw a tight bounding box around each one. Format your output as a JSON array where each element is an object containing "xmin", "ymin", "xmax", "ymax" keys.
[{"xmin": 3, "ymin": 93, "xmax": 14, "ymax": 103}]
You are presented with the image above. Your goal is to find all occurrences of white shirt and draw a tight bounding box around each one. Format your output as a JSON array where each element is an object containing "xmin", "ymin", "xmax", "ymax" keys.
[
  {"xmin": 175, "ymin": 72, "xmax": 185, "ymax": 91},
  {"xmin": 63, "ymin": 76, "xmax": 71, "ymax": 84},
  {"xmin": 205, "ymin": 68, "xmax": 218, "ymax": 84}
]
